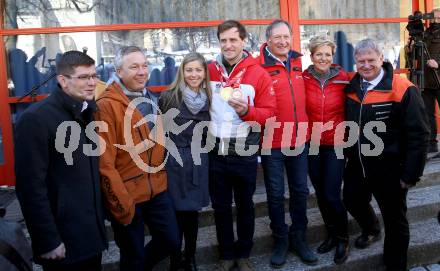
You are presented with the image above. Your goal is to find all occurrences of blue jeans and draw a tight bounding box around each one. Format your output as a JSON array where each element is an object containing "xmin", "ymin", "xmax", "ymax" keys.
[
  {"xmin": 111, "ymin": 191, "xmax": 180, "ymax": 271},
  {"xmin": 261, "ymin": 145, "xmax": 309, "ymax": 237},
  {"xmin": 209, "ymin": 153, "xmax": 258, "ymax": 260},
  {"xmin": 308, "ymin": 145, "xmax": 348, "ymax": 238}
]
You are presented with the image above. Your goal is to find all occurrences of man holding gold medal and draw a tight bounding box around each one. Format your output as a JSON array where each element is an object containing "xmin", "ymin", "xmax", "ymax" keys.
[{"xmin": 207, "ymin": 20, "xmax": 276, "ymax": 271}]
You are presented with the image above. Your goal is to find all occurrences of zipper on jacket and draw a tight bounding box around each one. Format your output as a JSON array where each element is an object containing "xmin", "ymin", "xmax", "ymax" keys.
[
  {"xmin": 137, "ymin": 126, "xmax": 154, "ymax": 199},
  {"xmin": 310, "ymin": 69, "xmax": 339, "ymax": 124},
  {"xmin": 287, "ymin": 73, "xmax": 298, "ymax": 138},
  {"xmin": 319, "ymin": 79, "xmax": 328, "ymax": 123},
  {"xmin": 357, "ymin": 91, "xmax": 368, "ymax": 178}
]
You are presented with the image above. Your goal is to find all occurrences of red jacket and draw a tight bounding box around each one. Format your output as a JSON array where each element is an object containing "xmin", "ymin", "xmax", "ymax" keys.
[
  {"xmin": 303, "ymin": 65, "xmax": 349, "ymax": 146},
  {"xmin": 208, "ymin": 54, "xmax": 275, "ymax": 126},
  {"xmin": 257, "ymin": 43, "xmax": 309, "ymax": 149}
]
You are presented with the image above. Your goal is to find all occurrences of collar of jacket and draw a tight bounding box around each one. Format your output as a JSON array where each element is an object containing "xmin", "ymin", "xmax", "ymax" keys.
[
  {"xmin": 259, "ymin": 42, "xmax": 302, "ymax": 67},
  {"xmin": 214, "ymin": 50, "xmax": 259, "ymax": 77},
  {"xmin": 215, "ymin": 50, "xmax": 249, "ymax": 71},
  {"xmin": 53, "ymin": 85, "xmax": 97, "ymax": 119},
  {"xmin": 97, "ymin": 81, "xmax": 135, "ymax": 107},
  {"xmin": 346, "ymin": 61, "xmax": 394, "ymax": 97},
  {"xmin": 306, "ymin": 64, "xmax": 341, "ymax": 81}
]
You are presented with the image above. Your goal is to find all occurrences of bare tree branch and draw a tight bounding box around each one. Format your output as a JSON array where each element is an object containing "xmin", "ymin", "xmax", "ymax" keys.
[{"xmin": 69, "ymin": 0, "xmax": 103, "ymax": 13}]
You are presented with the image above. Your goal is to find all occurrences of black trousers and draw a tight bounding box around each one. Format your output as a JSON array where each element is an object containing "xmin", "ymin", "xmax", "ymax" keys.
[
  {"xmin": 309, "ymin": 146, "xmax": 348, "ymax": 238},
  {"xmin": 421, "ymin": 88, "xmax": 440, "ymax": 144},
  {"xmin": 343, "ymin": 158, "xmax": 409, "ymax": 271},
  {"xmin": 175, "ymin": 210, "xmax": 199, "ymax": 258},
  {"xmin": 111, "ymin": 191, "xmax": 180, "ymax": 271},
  {"xmin": 209, "ymin": 153, "xmax": 258, "ymax": 260},
  {"xmin": 41, "ymin": 254, "xmax": 102, "ymax": 271}
]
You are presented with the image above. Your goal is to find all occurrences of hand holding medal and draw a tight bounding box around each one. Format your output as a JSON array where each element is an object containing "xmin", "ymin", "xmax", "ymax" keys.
[{"xmin": 228, "ymin": 93, "xmax": 248, "ymax": 116}]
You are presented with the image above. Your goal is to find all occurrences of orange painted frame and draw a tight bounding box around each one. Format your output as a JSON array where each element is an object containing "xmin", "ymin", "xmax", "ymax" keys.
[{"xmin": 0, "ymin": 0, "xmax": 432, "ymax": 185}]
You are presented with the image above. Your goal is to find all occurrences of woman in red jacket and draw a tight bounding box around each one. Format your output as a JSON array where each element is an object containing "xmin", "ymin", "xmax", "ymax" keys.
[{"xmin": 303, "ymin": 35, "xmax": 350, "ymax": 264}]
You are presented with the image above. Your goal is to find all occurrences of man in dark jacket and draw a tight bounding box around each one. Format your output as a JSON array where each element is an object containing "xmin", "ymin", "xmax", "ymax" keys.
[
  {"xmin": 344, "ymin": 39, "xmax": 429, "ymax": 271},
  {"xmin": 15, "ymin": 51, "xmax": 107, "ymax": 271},
  {"xmin": 422, "ymin": 8, "xmax": 440, "ymax": 153}
]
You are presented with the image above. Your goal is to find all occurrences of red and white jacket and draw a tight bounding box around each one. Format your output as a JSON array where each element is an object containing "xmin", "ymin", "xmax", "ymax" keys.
[
  {"xmin": 257, "ymin": 43, "xmax": 309, "ymax": 149},
  {"xmin": 208, "ymin": 52, "xmax": 276, "ymax": 154}
]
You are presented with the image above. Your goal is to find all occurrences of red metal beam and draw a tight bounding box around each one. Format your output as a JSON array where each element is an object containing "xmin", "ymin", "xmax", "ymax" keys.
[
  {"xmin": 413, "ymin": 0, "xmax": 420, "ymax": 11},
  {"xmin": 147, "ymin": 86, "xmax": 168, "ymax": 92},
  {"xmin": 0, "ymin": 19, "xmax": 275, "ymax": 36},
  {"xmin": 279, "ymin": 0, "xmax": 289, "ymax": 21},
  {"xmin": 0, "ymin": 37, "xmax": 14, "ymax": 185},
  {"xmin": 290, "ymin": 0, "xmax": 301, "ymax": 52},
  {"xmin": 299, "ymin": 17, "xmax": 407, "ymax": 25},
  {"xmin": 7, "ymin": 95, "xmax": 48, "ymax": 104},
  {"xmin": 425, "ymin": 0, "xmax": 433, "ymax": 12}
]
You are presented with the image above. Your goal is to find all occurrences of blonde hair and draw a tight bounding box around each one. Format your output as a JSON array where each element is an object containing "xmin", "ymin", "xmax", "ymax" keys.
[
  {"xmin": 163, "ymin": 52, "xmax": 212, "ymax": 111},
  {"xmin": 308, "ymin": 35, "xmax": 336, "ymax": 55}
]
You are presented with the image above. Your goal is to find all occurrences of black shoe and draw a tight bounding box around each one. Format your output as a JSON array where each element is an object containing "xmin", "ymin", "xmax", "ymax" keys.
[
  {"xmin": 317, "ymin": 236, "xmax": 337, "ymax": 254},
  {"xmin": 333, "ymin": 238, "xmax": 349, "ymax": 264},
  {"xmin": 183, "ymin": 256, "xmax": 198, "ymax": 271},
  {"xmin": 428, "ymin": 142, "xmax": 439, "ymax": 153},
  {"xmin": 431, "ymin": 152, "xmax": 440, "ymax": 160},
  {"xmin": 354, "ymin": 232, "xmax": 381, "ymax": 249},
  {"xmin": 170, "ymin": 251, "xmax": 183, "ymax": 271},
  {"xmin": 270, "ymin": 236, "xmax": 288, "ymax": 268}
]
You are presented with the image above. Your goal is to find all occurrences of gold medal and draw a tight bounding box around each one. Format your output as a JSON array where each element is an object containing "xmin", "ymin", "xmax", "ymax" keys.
[
  {"xmin": 231, "ymin": 89, "xmax": 243, "ymax": 99},
  {"xmin": 220, "ymin": 86, "xmax": 233, "ymax": 101}
]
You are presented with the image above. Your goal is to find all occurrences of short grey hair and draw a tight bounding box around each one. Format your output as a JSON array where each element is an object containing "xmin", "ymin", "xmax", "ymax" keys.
[
  {"xmin": 265, "ymin": 19, "xmax": 292, "ymax": 40},
  {"xmin": 354, "ymin": 38, "xmax": 383, "ymax": 57},
  {"xmin": 114, "ymin": 45, "xmax": 145, "ymax": 69}
]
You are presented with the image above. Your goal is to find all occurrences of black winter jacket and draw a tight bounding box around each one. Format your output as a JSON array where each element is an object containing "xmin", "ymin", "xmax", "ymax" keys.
[
  {"xmin": 15, "ymin": 87, "xmax": 107, "ymax": 264},
  {"xmin": 345, "ymin": 62, "xmax": 429, "ymax": 185}
]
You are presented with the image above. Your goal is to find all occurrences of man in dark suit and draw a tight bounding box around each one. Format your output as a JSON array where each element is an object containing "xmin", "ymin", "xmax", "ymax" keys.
[{"xmin": 15, "ymin": 51, "xmax": 107, "ymax": 271}]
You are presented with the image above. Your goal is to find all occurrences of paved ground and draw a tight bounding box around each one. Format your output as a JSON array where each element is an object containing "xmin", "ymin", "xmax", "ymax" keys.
[{"xmin": 410, "ymin": 263, "xmax": 440, "ymax": 271}]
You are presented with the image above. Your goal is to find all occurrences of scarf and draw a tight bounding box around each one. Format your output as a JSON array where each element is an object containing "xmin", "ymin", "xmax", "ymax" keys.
[
  {"xmin": 181, "ymin": 83, "xmax": 207, "ymax": 115},
  {"xmin": 107, "ymin": 73, "xmax": 143, "ymax": 99}
]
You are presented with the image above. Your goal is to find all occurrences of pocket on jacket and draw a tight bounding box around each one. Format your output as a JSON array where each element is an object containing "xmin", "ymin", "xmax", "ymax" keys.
[
  {"xmin": 122, "ymin": 173, "xmax": 144, "ymax": 183},
  {"xmin": 123, "ymin": 173, "xmax": 145, "ymax": 196}
]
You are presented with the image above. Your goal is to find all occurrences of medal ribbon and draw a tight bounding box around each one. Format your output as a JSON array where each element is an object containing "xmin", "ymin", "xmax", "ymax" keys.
[{"xmin": 215, "ymin": 62, "xmax": 247, "ymax": 88}]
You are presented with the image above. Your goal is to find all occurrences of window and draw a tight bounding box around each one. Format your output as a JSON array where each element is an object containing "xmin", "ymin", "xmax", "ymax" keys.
[
  {"xmin": 4, "ymin": 0, "xmax": 279, "ymax": 29},
  {"xmin": 299, "ymin": 0, "xmax": 411, "ymax": 19}
]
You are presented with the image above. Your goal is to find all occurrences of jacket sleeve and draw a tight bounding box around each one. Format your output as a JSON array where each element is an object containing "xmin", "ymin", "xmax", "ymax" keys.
[
  {"xmin": 95, "ymin": 102, "xmax": 135, "ymax": 225},
  {"xmin": 400, "ymin": 86, "xmax": 430, "ymax": 185},
  {"xmin": 14, "ymin": 111, "xmax": 62, "ymax": 256},
  {"xmin": 241, "ymin": 70, "xmax": 276, "ymax": 125}
]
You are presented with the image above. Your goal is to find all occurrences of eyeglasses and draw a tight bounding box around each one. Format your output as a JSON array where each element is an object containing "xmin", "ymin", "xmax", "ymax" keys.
[{"xmin": 63, "ymin": 74, "xmax": 100, "ymax": 81}]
